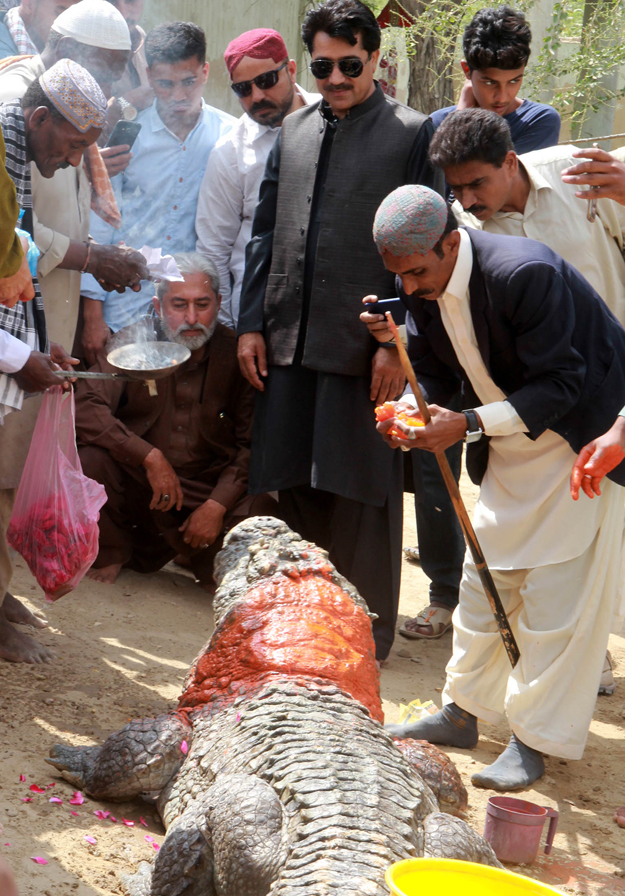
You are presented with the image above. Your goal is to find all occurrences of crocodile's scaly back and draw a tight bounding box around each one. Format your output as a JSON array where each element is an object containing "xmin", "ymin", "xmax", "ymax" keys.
[{"xmin": 47, "ymin": 518, "xmax": 501, "ymax": 895}]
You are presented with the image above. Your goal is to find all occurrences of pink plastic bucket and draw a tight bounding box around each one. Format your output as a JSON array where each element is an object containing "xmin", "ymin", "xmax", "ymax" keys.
[{"xmin": 483, "ymin": 796, "xmax": 559, "ymax": 864}]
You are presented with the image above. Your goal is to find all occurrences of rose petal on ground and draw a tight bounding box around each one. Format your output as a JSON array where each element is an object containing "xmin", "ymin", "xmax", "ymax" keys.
[
  {"xmin": 46, "ymin": 783, "xmax": 55, "ymax": 789},
  {"xmin": 84, "ymin": 836, "xmax": 96, "ymax": 845},
  {"xmin": 69, "ymin": 792, "xmax": 85, "ymax": 805},
  {"xmin": 29, "ymin": 785, "xmax": 46, "ymax": 793},
  {"xmin": 31, "ymin": 857, "xmax": 48, "ymax": 864},
  {"xmin": 139, "ymin": 816, "xmax": 148, "ymax": 827},
  {"xmin": 144, "ymin": 835, "xmax": 154, "ymax": 843},
  {"xmin": 180, "ymin": 740, "xmax": 188, "ymax": 755},
  {"xmin": 236, "ymin": 712, "xmax": 241, "ymax": 723},
  {"xmin": 4, "ymin": 843, "xmax": 11, "ymax": 847},
  {"xmin": 93, "ymin": 809, "xmax": 110, "ymax": 820},
  {"xmin": 21, "ymin": 797, "xmax": 33, "ymax": 802},
  {"xmin": 110, "ymin": 816, "xmax": 117, "ymax": 823},
  {"xmin": 122, "ymin": 819, "xmax": 134, "ymax": 827},
  {"xmin": 152, "ymin": 843, "xmax": 160, "ymax": 851},
  {"xmin": 19, "ymin": 774, "xmax": 25, "ymax": 782},
  {"xmin": 70, "ymin": 811, "xmax": 80, "ymax": 817},
  {"xmin": 49, "ymin": 797, "xmax": 63, "ymax": 805}
]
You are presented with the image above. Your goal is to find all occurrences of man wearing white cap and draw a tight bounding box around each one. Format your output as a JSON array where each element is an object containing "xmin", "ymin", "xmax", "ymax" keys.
[
  {"xmin": 0, "ymin": 57, "xmax": 109, "ymax": 664},
  {"xmin": 0, "ymin": 0, "xmax": 148, "ymax": 583}
]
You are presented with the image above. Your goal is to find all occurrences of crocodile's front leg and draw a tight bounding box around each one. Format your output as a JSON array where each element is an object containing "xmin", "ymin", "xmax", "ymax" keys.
[{"xmin": 46, "ymin": 712, "xmax": 192, "ymax": 800}]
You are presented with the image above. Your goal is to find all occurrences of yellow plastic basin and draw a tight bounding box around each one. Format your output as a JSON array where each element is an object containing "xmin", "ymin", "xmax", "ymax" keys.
[{"xmin": 386, "ymin": 859, "xmax": 563, "ymax": 896}]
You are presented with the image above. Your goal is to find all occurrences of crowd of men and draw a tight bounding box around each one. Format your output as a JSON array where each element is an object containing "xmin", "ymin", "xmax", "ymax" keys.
[{"xmin": 1, "ymin": 0, "xmax": 625, "ymax": 814}]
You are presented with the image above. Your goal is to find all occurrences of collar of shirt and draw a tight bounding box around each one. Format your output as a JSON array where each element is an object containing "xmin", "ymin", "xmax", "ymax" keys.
[
  {"xmin": 318, "ymin": 80, "xmax": 385, "ymax": 125},
  {"xmin": 492, "ymin": 160, "xmax": 552, "ymax": 222},
  {"xmin": 148, "ymin": 97, "xmax": 209, "ymax": 140},
  {"xmin": 440, "ymin": 227, "xmax": 473, "ymax": 304}
]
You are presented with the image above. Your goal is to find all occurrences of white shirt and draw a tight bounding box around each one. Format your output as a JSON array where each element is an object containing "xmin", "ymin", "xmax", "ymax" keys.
[
  {"xmin": 405, "ymin": 229, "xmax": 604, "ymax": 569},
  {"xmin": 454, "ymin": 143, "xmax": 625, "ymax": 324},
  {"xmin": 195, "ymin": 85, "xmax": 320, "ymax": 329},
  {"xmin": 0, "ymin": 329, "xmax": 30, "ymax": 374}
]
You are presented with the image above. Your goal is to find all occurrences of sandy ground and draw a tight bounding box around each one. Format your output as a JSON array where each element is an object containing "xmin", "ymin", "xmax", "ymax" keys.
[{"xmin": 1, "ymin": 480, "xmax": 625, "ymax": 895}]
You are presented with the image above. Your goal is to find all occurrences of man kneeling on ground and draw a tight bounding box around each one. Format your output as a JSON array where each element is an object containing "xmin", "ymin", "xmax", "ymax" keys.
[{"xmin": 74, "ymin": 252, "xmax": 274, "ymax": 590}]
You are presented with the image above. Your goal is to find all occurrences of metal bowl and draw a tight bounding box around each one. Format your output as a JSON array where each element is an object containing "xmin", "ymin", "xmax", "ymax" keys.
[{"xmin": 106, "ymin": 341, "xmax": 191, "ymax": 381}]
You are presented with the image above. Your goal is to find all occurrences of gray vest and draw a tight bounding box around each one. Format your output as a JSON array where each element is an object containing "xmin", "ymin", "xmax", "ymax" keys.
[{"xmin": 264, "ymin": 86, "xmax": 429, "ymax": 377}]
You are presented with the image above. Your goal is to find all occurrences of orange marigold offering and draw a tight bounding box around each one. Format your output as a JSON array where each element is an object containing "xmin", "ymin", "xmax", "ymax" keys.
[{"xmin": 374, "ymin": 401, "xmax": 425, "ymax": 440}]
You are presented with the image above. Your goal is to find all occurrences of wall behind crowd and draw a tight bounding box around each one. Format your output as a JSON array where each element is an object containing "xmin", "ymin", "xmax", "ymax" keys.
[{"xmin": 142, "ymin": 0, "xmax": 316, "ymax": 116}]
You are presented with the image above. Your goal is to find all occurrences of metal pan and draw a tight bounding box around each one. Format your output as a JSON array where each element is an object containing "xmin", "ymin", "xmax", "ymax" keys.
[{"xmin": 55, "ymin": 341, "xmax": 191, "ymax": 396}]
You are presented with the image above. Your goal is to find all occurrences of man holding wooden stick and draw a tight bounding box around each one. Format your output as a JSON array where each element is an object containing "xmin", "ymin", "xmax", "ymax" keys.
[{"xmin": 371, "ymin": 184, "xmax": 625, "ymax": 791}]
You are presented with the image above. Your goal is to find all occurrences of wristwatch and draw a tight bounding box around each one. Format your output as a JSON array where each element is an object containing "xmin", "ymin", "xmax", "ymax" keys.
[
  {"xmin": 463, "ymin": 409, "xmax": 484, "ymax": 443},
  {"xmin": 118, "ymin": 97, "xmax": 137, "ymax": 121}
]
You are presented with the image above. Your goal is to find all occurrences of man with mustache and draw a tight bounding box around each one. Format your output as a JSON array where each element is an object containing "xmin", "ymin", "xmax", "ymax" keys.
[
  {"xmin": 237, "ymin": 0, "xmax": 442, "ymax": 661},
  {"xmin": 196, "ymin": 28, "xmax": 319, "ymax": 329},
  {"xmin": 74, "ymin": 252, "xmax": 272, "ymax": 589},
  {"xmin": 373, "ymin": 185, "xmax": 625, "ymax": 790}
]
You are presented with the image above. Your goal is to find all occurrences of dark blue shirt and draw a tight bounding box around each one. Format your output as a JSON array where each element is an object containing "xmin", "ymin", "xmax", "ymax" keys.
[{"xmin": 430, "ymin": 98, "xmax": 561, "ymax": 154}]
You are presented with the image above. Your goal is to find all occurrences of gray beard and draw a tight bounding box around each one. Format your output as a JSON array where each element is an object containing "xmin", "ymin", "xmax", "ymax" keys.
[{"xmin": 160, "ymin": 318, "xmax": 217, "ymax": 350}]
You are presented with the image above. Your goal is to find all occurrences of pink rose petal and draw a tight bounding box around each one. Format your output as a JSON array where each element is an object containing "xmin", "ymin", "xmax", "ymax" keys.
[
  {"xmin": 84, "ymin": 836, "xmax": 96, "ymax": 845},
  {"xmin": 21, "ymin": 797, "xmax": 33, "ymax": 802},
  {"xmin": 31, "ymin": 857, "xmax": 48, "ymax": 865},
  {"xmin": 93, "ymin": 810, "xmax": 110, "ymax": 820},
  {"xmin": 180, "ymin": 740, "xmax": 188, "ymax": 755},
  {"xmin": 4, "ymin": 843, "xmax": 11, "ymax": 847},
  {"xmin": 122, "ymin": 818, "xmax": 134, "ymax": 827},
  {"xmin": 49, "ymin": 797, "xmax": 63, "ymax": 805},
  {"xmin": 19, "ymin": 774, "xmax": 25, "ymax": 782},
  {"xmin": 46, "ymin": 783, "xmax": 55, "ymax": 789},
  {"xmin": 152, "ymin": 842, "xmax": 160, "ymax": 851},
  {"xmin": 69, "ymin": 792, "xmax": 85, "ymax": 805},
  {"xmin": 144, "ymin": 835, "xmax": 154, "ymax": 843},
  {"xmin": 236, "ymin": 712, "xmax": 241, "ymax": 723},
  {"xmin": 110, "ymin": 816, "xmax": 117, "ymax": 823},
  {"xmin": 139, "ymin": 816, "xmax": 148, "ymax": 827},
  {"xmin": 29, "ymin": 784, "xmax": 46, "ymax": 793},
  {"xmin": 70, "ymin": 811, "xmax": 80, "ymax": 817}
]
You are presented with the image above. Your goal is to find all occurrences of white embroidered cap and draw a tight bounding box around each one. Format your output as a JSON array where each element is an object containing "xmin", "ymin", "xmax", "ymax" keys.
[{"xmin": 51, "ymin": 0, "xmax": 131, "ymax": 51}]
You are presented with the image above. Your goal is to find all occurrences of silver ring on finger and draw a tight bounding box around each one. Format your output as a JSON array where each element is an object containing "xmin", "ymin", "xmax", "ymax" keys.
[
  {"xmin": 200, "ymin": 543, "xmax": 209, "ymax": 549},
  {"xmin": 163, "ymin": 494, "xmax": 170, "ymax": 502}
]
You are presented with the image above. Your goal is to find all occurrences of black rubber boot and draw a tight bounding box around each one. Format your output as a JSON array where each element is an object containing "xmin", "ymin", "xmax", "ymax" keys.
[
  {"xmin": 471, "ymin": 734, "xmax": 545, "ymax": 791},
  {"xmin": 386, "ymin": 702, "xmax": 479, "ymax": 749}
]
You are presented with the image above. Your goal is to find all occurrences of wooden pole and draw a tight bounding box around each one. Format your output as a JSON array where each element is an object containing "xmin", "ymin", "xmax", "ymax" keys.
[{"xmin": 385, "ymin": 312, "xmax": 520, "ymax": 668}]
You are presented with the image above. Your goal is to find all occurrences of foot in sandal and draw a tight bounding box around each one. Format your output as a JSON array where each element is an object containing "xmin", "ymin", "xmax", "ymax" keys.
[
  {"xmin": 599, "ymin": 650, "xmax": 616, "ymax": 696},
  {"xmin": 399, "ymin": 603, "xmax": 453, "ymax": 640}
]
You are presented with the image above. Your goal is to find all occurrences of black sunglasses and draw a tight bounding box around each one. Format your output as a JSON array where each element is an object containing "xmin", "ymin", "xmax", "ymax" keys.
[
  {"xmin": 231, "ymin": 61, "xmax": 289, "ymax": 98},
  {"xmin": 309, "ymin": 55, "xmax": 370, "ymax": 80}
]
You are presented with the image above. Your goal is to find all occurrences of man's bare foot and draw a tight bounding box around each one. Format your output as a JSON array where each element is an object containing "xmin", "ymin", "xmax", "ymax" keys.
[
  {"xmin": 614, "ymin": 806, "xmax": 625, "ymax": 828},
  {"xmin": 86, "ymin": 563, "xmax": 123, "ymax": 584},
  {"xmin": 0, "ymin": 857, "xmax": 19, "ymax": 896},
  {"xmin": 0, "ymin": 606, "xmax": 54, "ymax": 664},
  {"xmin": 3, "ymin": 592, "xmax": 48, "ymax": 628}
]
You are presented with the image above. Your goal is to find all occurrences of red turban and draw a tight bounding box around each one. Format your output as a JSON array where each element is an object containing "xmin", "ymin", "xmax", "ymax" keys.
[{"xmin": 224, "ymin": 28, "xmax": 289, "ymax": 78}]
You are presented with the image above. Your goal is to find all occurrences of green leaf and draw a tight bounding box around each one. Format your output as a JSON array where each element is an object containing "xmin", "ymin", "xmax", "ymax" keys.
[{"xmin": 362, "ymin": 0, "xmax": 390, "ymax": 15}]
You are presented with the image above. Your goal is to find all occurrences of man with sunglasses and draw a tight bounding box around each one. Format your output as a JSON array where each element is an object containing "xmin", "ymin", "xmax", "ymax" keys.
[
  {"xmin": 237, "ymin": 0, "xmax": 442, "ymax": 662},
  {"xmin": 196, "ymin": 28, "xmax": 319, "ymax": 329}
]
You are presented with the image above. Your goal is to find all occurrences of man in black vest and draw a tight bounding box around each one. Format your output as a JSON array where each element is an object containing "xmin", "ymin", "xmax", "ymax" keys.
[
  {"xmin": 237, "ymin": 0, "xmax": 443, "ymax": 661},
  {"xmin": 374, "ymin": 185, "xmax": 625, "ymax": 790}
]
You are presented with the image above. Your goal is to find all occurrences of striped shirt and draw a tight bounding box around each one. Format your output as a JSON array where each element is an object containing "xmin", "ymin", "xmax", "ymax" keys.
[{"xmin": 0, "ymin": 101, "xmax": 46, "ymax": 419}]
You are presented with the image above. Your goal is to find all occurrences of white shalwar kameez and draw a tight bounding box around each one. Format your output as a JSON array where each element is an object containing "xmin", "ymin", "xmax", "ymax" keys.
[{"xmin": 415, "ymin": 230, "xmax": 624, "ymax": 759}]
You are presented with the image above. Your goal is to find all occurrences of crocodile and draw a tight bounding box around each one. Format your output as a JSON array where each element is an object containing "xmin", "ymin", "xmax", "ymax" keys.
[{"xmin": 47, "ymin": 517, "xmax": 499, "ymax": 896}]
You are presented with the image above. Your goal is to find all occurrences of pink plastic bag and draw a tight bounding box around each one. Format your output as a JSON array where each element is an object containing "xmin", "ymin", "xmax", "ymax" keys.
[{"xmin": 7, "ymin": 387, "xmax": 107, "ymax": 601}]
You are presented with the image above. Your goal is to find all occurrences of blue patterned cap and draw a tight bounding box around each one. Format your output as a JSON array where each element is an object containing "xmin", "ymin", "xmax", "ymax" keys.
[{"xmin": 373, "ymin": 185, "xmax": 448, "ymax": 257}]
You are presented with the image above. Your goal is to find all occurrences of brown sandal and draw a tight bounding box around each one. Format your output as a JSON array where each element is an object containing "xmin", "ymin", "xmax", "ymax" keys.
[{"xmin": 399, "ymin": 606, "xmax": 453, "ymax": 640}]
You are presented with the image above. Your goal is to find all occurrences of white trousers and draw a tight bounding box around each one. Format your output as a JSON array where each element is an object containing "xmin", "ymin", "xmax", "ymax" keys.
[{"xmin": 443, "ymin": 481, "xmax": 624, "ymax": 759}]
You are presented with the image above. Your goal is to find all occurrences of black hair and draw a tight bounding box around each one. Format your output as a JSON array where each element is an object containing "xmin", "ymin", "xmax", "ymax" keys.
[
  {"xmin": 301, "ymin": 0, "xmax": 380, "ymax": 55},
  {"xmin": 432, "ymin": 205, "xmax": 458, "ymax": 259},
  {"xmin": 21, "ymin": 78, "xmax": 66, "ymax": 124},
  {"xmin": 429, "ymin": 108, "xmax": 514, "ymax": 170},
  {"xmin": 463, "ymin": 6, "xmax": 531, "ymax": 72},
  {"xmin": 145, "ymin": 21, "xmax": 206, "ymax": 67}
]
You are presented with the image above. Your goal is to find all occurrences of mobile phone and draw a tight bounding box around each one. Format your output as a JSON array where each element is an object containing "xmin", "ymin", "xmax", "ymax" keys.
[
  {"xmin": 364, "ymin": 297, "xmax": 406, "ymax": 324},
  {"xmin": 106, "ymin": 120, "xmax": 142, "ymax": 151}
]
